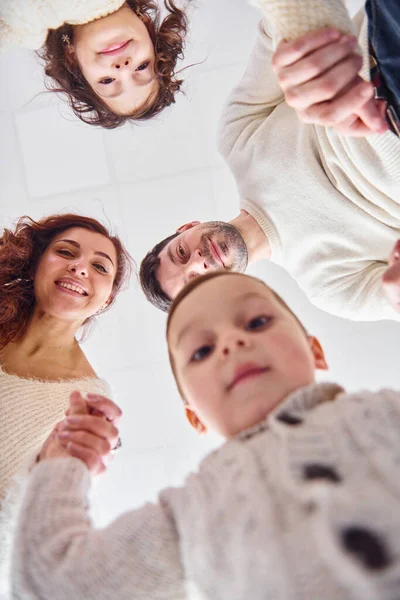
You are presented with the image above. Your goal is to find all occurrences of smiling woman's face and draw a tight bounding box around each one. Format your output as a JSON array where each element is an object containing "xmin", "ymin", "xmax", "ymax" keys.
[
  {"xmin": 33, "ymin": 227, "xmax": 118, "ymax": 324},
  {"xmin": 73, "ymin": 4, "xmax": 159, "ymax": 115}
]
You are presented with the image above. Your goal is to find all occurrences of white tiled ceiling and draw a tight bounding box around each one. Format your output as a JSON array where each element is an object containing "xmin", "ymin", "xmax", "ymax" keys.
[{"xmin": 1, "ymin": 0, "xmax": 398, "ymax": 527}]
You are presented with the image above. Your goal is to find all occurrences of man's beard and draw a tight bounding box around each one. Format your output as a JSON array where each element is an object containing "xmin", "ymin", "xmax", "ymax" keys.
[{"xmin": 198, "ymin": 221, "xmax": 248, "ymax": 272}]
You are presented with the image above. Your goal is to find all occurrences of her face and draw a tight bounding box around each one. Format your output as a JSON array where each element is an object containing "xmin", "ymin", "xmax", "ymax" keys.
[
  {"xmin": 34, "ymin": 227, "xmax": 117, "ymax": 324},
  {"xmin": 73, "ymin": 4, "xmax": 159, "ymax": 115},
  {"xmin": 169, "ymin": 275, "xmax": 326, "ymax": 438}
]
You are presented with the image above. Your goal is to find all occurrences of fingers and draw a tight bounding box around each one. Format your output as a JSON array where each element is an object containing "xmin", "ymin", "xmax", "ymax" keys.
[
  {"xmin": 277, "ymin": 35, "xmax": 358, "ymax": 89},
  {"xmin": 84, "ymin": 394, "xmax": 123, "ymax": 424},
  {"xmin": 59, "ymin": 414, "xmax": 119, "ymax": 447},
  {"xmin": 356, "ymin": 98, "xmax": 389, "ymax": 133},
  {"xmin": 60, "ymin": 440, "xmax": 106, "ymax": 475},
  {"xmin": 285, "ymin": 54, "xmax": 363, "ymax": 110},
  {"xmin": 297, "ymin": 78, "xmax": 376, "ymax": 128},
  {"xmin": 68, "ymin": 391, "xmax": 90, "ymax": 417},
  {"xmin": 57, "ymin": 428, "xmax": 112, "ymax": 456},
  {"xmin": 382, "ymin": 240, "xmax": 400, "ymax": 313},
  {"xmin": 273, "ymin": 28, "xmax": 341, "ymax": 69},
  {"xmin": 388, "ymin": 240, "xmax": 400, "ymax": 268}
]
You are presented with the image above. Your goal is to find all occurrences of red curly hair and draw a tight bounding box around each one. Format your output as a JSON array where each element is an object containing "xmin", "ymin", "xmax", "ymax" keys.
[
  {"xmin": 0, "ymin": 214, "xmax": 134, "ymax": 349},
  {"xmin": 38, "ymin": 0, "xmax": 190, "ymax": 128}
]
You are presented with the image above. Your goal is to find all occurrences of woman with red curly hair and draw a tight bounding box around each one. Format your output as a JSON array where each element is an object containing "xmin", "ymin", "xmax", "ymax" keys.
[
  {"xmin": 0, "ymin": 213, "xmax": 133, "ymax": 595},
  {"xmin": 0, "ymin": 0, "xmax": 189, "ymax": 128}
]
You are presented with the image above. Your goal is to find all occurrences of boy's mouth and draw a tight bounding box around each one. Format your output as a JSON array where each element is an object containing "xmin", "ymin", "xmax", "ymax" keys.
[{"xmin": 228, "ymin": 363, "xmax": 270, "ymax": 391}]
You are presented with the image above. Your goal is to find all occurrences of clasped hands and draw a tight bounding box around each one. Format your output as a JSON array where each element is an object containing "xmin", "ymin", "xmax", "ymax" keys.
[
  {"xmin": 38, "ymin": 391, "xmax": 122, "ymax": 475},
  {"xmin": 272, "ymin": 27, "xmax": 389, "ymax": 136}
]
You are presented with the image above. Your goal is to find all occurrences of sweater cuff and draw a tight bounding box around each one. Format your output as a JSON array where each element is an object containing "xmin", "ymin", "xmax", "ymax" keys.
[{"xmin": 29, "ymin": 457, "xmax": 91, "ymax": 499}]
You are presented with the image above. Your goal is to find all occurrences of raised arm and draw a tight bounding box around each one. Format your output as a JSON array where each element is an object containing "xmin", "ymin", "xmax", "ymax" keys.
[
  {"xmin": 11, "ymin": 458, "xmax": 185, "ymax": 600},
  {"xmin": 217, "ymin": 17, "xmax": 284, "ymax": 161}
]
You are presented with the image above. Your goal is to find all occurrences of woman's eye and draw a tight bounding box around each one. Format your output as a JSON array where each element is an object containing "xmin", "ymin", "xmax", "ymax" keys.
[
  {"xmin": 191, "ymin": 345, "xmax": 213, "ymax": 362},
  {"xmin": 99, "ymin": 77, "xmax": 115, "ymax": 85},
  {"xmin": 94, "ymin": 263, "xmax": 108, "ymax": 274},
  {"xmin": 136, "ymin": 62, "xmax": 149, "ymax": 72},
  {"xmin": 58, "ymin": 249, "xmax": 73, "ymax": 257},
  {"xmin": 245, "ymin": 315, "xmax": 271, "ymax": 331}
]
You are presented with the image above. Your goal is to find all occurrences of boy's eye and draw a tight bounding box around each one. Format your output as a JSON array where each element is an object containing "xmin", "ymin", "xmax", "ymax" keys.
[
  {"xmin": 191, "ymin": 345, "xmax": 213, "ymax": 362},
  {"xmin": 245, "ymin": 315, "xmax": 271, "ymax": 331},
  {"xmin": 99, "ymin": 77, "xmax": 115, "ymax": 85},
  {"xmin": 136, "ymin": 61, "xmax": 149, "ymax": 72}
]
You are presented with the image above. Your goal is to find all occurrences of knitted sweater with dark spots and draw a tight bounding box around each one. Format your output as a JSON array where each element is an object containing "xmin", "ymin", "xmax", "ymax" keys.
[{"xmin": 11, "ymin": 383, "xmax": 400, "ymax": 599}]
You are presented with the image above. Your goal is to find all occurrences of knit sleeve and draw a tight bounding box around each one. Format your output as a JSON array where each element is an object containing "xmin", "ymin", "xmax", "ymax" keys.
[
  {"xmin": 306, "ymin": 262, "xmax": 400, "ymax": 322},
  {"xmin": 11, "ymin": 458, "xmax": 186, "ymax": 600},
  {"xmin": 249, "ymin": 0, "xmax": 354, "ymax": 42},
  {"xmin": 217, "ymin": 18, "xmax": 284, "ymax": 164}
]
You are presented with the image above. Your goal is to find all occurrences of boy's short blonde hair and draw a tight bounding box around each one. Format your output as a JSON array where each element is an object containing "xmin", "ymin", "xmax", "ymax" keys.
[{"xmin": 166, "ymin": 271, "xmax": 308, "ymax": 403}]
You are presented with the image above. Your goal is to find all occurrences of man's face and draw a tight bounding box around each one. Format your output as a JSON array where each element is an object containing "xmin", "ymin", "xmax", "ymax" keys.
[{"xmin": 157, "ymin": 221, "xmax": 248, "ymax": 300}]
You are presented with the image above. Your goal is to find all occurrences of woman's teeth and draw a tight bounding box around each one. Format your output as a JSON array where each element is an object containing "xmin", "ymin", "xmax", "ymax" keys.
[{"xmin": 57, "ymin": 282, "xmax": 86, "ymax": 295}]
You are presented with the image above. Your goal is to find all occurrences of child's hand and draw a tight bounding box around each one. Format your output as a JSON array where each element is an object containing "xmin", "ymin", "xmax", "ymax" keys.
[
  {"xmin": 38, "ymin": 391, "xmax": 122, "ymax": 475},
  {"xmin": 382, "ymin": 240, "xmax": 400, "ymax": 313},
  {"xmin": 272, "ymin": 28, "xmax": 389, "ymax": 136}
]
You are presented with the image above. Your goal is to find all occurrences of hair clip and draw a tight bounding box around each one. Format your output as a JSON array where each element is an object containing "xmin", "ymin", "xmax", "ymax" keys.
[
  {"xmin": 135, "ymin": 7, "xmax": 143, "ymax": 18},
  {"xmin": 61, "ymin": 33, "xmax": 72, "ymax": 50}
]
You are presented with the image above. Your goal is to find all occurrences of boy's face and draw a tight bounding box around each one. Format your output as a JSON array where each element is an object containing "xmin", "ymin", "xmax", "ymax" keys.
[{"xmin": 169, "ymin": 275, "xmax": 327, "ymax": 438}]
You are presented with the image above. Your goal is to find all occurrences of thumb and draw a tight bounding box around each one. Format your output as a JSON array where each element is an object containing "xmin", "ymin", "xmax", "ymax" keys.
[{"xmin": 68, "ymin": 390, "xmax": 89, "ymax": 416}]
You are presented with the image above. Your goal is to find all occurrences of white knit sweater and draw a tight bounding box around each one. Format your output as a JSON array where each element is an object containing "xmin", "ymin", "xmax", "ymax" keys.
[
  {"xmin": 219, "ymin": 3, "xmax": 400, "ymax": 322},
  {"xmin": 11, "ymin": 382, "xmax": 400, "ymax": 599},
  {"xmin": 0, "ymin": 368, "xmax": 110, "ymax": 599},
  {"xmin": 0, "ymin": 0, "xmax": 125, "ymax": 52}
]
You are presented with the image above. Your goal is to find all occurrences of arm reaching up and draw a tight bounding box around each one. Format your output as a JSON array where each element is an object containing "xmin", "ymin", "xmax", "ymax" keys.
[{"xmin": 252, "ymin": 0, "xmax": 388, "ymax": 135}]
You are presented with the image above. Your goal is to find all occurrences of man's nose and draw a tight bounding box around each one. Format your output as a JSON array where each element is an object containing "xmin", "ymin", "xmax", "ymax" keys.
[{"xmin": 189, "ymin": 249, "xmax": 219, "ymax": 273}]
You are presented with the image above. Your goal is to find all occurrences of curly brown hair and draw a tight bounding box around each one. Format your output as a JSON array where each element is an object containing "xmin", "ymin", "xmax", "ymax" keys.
[
  {"xmin": 0, "ymin": 214, "xmax": 135, "ymax": 350},
  {"xmin": 38, "ymin": 0, "xmax": 190, "ymax": 128}
]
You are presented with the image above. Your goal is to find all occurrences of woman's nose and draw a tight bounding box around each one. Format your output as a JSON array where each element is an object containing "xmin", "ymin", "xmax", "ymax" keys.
[
  {"xmin": 113, "ymin": 57, "xmax": 131, "ymax": 70},
  {"xmin": 68, "ymin": 262, "xmax": 88, "ymax": 277}
]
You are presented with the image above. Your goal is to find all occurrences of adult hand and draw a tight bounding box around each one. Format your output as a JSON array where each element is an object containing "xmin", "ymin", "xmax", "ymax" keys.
[
  {"xmin": 382, "ymin": 240, "xmax": 400, "ymax": 313},
  {"xmin": 272, "ymin": 28, "xmax": 389, "ymax": 136},
  {"xmin": 38, "ymin": 391, "xmax": 122, "ymax": 475}
]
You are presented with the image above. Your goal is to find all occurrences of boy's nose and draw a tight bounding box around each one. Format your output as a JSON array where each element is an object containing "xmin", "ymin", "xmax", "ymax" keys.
[{"xmin": 222, "ymin": 336, "xmax": 247, "ymax": 356}]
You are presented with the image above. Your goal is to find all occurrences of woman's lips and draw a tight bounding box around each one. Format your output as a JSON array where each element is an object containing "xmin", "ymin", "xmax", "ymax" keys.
[
  {"xmin": 228, "ymin": 364, "xmax": 270, "ymax": 391},
  {"xmin": 99, "ymin": 40, "xmax": 131, "ymax": 55}
]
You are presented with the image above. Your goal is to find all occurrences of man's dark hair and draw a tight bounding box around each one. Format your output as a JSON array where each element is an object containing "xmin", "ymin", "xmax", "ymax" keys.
[{"xmin": 139, "ymin": 231, "xmax": 180, "ymax": 312}]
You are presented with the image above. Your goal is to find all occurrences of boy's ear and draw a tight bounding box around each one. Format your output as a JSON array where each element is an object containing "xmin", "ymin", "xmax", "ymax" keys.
[
  {"xmin": 308, "ymin": 336, "xmax": 328, "ymax": 370},
  {"xmin": 185, "ymin": 406, "xmax": 207, "ymax": 434},
  {"xmin": 176, "ymin": 221, "xmax": 201, "ymax": 233}
]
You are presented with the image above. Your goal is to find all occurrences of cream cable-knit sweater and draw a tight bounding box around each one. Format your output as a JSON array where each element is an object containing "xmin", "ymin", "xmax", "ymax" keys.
[
  {"xmin": 11, "ymin": 382, "xmax": 400, "ymax": 599},
  {"xmin": 0, "ymin": 368, "xmax": 110, "ymax": 599},
  {"xmin": 0, "ymin": 0, "xmax": 125, "ymax": 52},
  {"xmin": 219, "ymin": 2, "xmax": 400, "ymax": 322}
]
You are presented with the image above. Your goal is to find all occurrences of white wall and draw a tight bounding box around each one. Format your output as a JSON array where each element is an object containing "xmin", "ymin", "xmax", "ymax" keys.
[{"xmin": 1, "ymin": 0, "xmax": 398, "ymax": 526}]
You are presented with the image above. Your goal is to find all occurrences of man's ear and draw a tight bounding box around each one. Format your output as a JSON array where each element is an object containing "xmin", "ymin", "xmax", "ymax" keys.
[
  {"xmin": 176, "ymin": 221, "xmax": 201, "ymax": 233},
  {"xmin": 308, "ymin": 336, "xmax": 328, "ymax": 370},
  {"xmin": 185, "ymin": 405, "xmax": 207, "ymax": 434}
]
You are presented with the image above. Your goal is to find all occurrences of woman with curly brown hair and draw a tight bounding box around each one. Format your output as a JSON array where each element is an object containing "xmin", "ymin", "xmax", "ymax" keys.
[
  {"xmin": 0, "ymin": 213, "xmax": 133, "ymax": 596},
  {"xmin": 0, "ymin": 0, "xmax": 189, "ymax": 128}
]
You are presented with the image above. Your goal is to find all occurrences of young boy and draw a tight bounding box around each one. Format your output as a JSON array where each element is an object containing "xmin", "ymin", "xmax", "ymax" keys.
[{"xmin": 12, "ymin": 272, "xmax": 400, "ymax": 599}]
